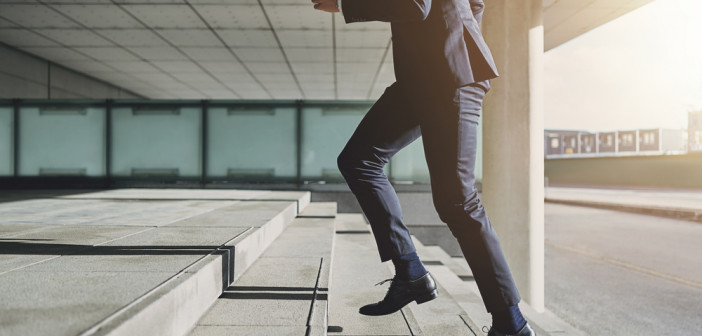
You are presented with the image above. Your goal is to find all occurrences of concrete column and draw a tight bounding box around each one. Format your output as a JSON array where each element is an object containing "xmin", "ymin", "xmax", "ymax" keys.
[{"xmin": 481, "ymin": 0, "xmax": 545, "ymax": 312}]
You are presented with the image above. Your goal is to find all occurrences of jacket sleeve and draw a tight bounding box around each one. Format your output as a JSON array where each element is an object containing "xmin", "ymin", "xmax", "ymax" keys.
[
  {"xmin": 469, "ymin": 0, "xmax": 485, "ymax": 26},
  {"xmin": 340, "ymin": 0, "xmax": 432, "ymax": 23}
]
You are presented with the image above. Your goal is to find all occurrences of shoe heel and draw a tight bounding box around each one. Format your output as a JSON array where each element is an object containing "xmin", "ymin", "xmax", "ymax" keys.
[{"xmin": 415, "ymin": 289, "xmax": 438, "ymax": 304}]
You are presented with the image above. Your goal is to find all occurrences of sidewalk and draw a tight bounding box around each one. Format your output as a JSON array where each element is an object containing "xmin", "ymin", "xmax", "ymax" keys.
[{"xmin": 545, "ymin": 187, "xmax": 702, "ymax": 222}]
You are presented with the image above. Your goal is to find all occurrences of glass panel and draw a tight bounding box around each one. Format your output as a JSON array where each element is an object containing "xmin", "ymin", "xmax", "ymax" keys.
[
  {"xmin": 207, "ymin": 105, "xmax": 296, "ymax": 180},
  {"xmin": 301, "ymin": 105, "xmax": 387, "ymax": 182},
  {"xmin": 0, "ymin": 106, "xmax": 12, "ymax": 176},
  {"xmin": 390, "ymin": 139, "xmax": 429, "ymax": 183},
  {"xmin": 111, "ymin": 105, "xmax": 201, "ymax": 177},
  {"xmin": 18, "ymin": 105, "xmax": 105, "ymax": 176}
]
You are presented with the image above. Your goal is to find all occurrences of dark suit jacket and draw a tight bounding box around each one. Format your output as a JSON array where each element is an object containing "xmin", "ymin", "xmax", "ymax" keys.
[{"xmin": 340, "ymin": 0, "xmax": 498, "ymax": 89}]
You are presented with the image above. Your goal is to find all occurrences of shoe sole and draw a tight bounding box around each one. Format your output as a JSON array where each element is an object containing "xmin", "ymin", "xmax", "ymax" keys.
[{"xmin": 415, "ymin": 288, "xmax": 439, "ymax": 304}]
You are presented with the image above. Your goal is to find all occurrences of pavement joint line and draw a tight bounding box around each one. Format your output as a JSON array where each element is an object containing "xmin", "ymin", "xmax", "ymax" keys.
[
  {"xmin": 0, "ymin": 226, "xmax": 157, "ymax": 277},
  {"xmin": 305, "ymin": 257, "xmax": 325, "ymax": 329},
  {"xmin": 458, "ymin": 314, "xmax": 479, "ymax": 336},
  {"xmin": 400, "ymin": 309, "xmax": 418, "ymax": 336},
  {"xmin": 77, "ymin": 225, "xmax": 260, "ymax": 336},
  {"xmin": 546, "ymin": 240, "xmax": 702, "ymax": 289}
]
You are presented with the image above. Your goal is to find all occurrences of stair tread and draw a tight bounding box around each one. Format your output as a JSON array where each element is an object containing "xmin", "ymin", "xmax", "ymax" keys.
[
  {"xmin": 328, "ymin": 218, "xmax": 422, "ymax": 336},
  {"xmin": 189, "ymin": 215, "xmax": 336, "ymax": 335},
  {"xmin": 0, "ymin": 189, "xmax": 305, "ymax": 336},
  {"xmin": 297, "ymin": 202, "xmax": 338, "ymax": 218}
]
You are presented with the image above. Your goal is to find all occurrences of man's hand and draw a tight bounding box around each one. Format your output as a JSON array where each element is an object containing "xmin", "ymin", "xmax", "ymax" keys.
[{"xmin": 312, "ymin": 0, "xmax": 340, "ymax": 13}]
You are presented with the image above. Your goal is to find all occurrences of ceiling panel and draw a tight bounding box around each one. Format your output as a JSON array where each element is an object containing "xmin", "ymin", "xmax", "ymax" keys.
[
  {"xmin": 264, "ymin": 5, "xmax": 330, "ymax": 30},
  {"xmin": 121, "ymin": 4, "xmax": 208, "ymax": 29},
  {"xmin": 53, "ymin": 4, "xmax": 143, "ymax": 28},
  {"xmin": 277, "ymin": 30, "xmax": 331, "ymax": 48},
  {"xmin": 35, "ymin": 29, "xmax": 113, "ymax": 46},
  {"xmin": 194, "ymin": 5, "xmax": 268, "ymax": 29},
  {"xmin": 0, "ymin": 17, "xmax": 18, "ymax": 28},
  {"xmin": 56, "ymin": 59, "xmax": 117, "ymax": 73},
  {"xmin": 219, "ymin": 72, "xmax": 263, "ymax": 89},
  {"xmin": 290, "ymin": 61, "xmax": 332, "ymax": 75},
  {"xmin": 336, "ymin": 30, "xmax": 390, "ymax": 48},
  {"xmin": 235, "ymin": 47, "xmax": 285, "ymax": 62},
  {"xmin": 156, "ymin": 29, "xmax": 222, "ymax": 47},
  {"xmin": 74, "ymin": 47, "xmax": 140, "ymax": 61},
  {"xmin": 97, "ymin": 29, "xmax": 169, "ymax": 47},
  {"xmin": 235, "ymin": 89, "xmax": 270, "ymax": 99},
  {"xmin": 0, "ymin": 4, "xmax": 79, "ymax": 28},
  {"xmin": 181, "ymin": 47, "xmax": 236, "ymax": 61},
  {"xmin": 128, "ymin": 46, "xmax": 189, "ymax": 60},
  {"xmin": 218, "ymin": 29, "xmax": 277, "ymax": 47},
  {"xmin": 285, "ymin": 47, "xmax": 332, "ymax": 62},
  {"xmin": 106, "ymin": 61, "xmax": 161, "ymax": 72},
  {"xmin": 245, "ymin": 61, "xmax": 290, "ymax": 74},
  {"xmin": 21, "ymin": 47, "xmax": 90, "ymax": 61},
  {"xmin": 152, "ymin": 61, "xmax": 203, "ymax": 72},
  {"xmin": 337, "ymin": 47, "xmax": 385, "ymax": 62},
  {"xmin": 200, "ymin": 61, "xmax": 246, "ymax": 74},
  {"xmin": 0, "ymin": 29, "xmax": 59, "ymax": 47}
]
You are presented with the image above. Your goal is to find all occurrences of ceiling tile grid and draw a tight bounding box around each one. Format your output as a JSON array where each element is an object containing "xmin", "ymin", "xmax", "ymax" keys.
[
  {"xmin": 52, "ymin": 4, "xmax": 143, "ymax": 28},
  {"xmin": 121, "ymin": 5, "xmax": 208, "ymax": 29},
  {"xmin": 0, "ymin": 4, "xmax": 79, "ymax": 28},
  {"xmin": 1, "ymin": 2, "xmax": 394, "ymax": 100},
  {"xmin": 0, "ymin": 28, "xmax": 59, "ymax": 47},
  {"xmin": 193, "ymin": 4, "xmax": 268, "ymax": 29}
]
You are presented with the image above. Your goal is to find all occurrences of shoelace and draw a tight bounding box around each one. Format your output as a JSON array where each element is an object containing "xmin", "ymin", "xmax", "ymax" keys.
[{"xmin": 374, "ymin": 278, "xmax": 394, "ymax": 286}]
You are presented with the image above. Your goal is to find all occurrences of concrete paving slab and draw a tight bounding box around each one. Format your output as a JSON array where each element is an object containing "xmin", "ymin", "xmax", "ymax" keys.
[
  {"xmin": 21, "ymin": 253, "xmax": 210, "ymax": 273},
  {"xmin": 262, "ymin": 218, "xmax": 335, "ymax": 259},
  {"xmin": 197, "ymin": 294, "xmax": 312, "ymax": 327},
  {"xmin": 334, "ymin": 213, "xmax": 369, "ymax": 232},
  {"xmin": 424, "ymin": 265, "xmax": 492, "ymax": 330},
  {"xmin": 1, "ymin": 199, "xmax": 234, "ymax": 227},
  {"xmin": 0, "ymin": 189, "xmax": 303, "ymax": 336},
  {"xmin": 101, "ymin": 227, "xmax": 250, "ymax": 248},
  {"xmin": 189, "ymin": 325, "xmax": 307, "ymax": 336},
  {"xmin": 298, "ymin": 202, "xmax": 337, "ymax": 218},
  {"xmin": 0, "ymin": 225, "xmax": 149, "ymax": 272},
  {"xmin": 87, "ymin": 252, "xmax": 229, "ymax": 336},
  {"xmin": 0, "ymin": 224, "xmax": 49, "ymax": 237},
  {"xmin": 404, "ymin": 280, "xmax": 477, "ymax": 336},
  {"xmin": 249, "ymin": 190, "xmax": 311, "ymax": 213},
  {"xmin": 329, "ymin": 226, "xmax": 415, "ymax": 335},
  {"xmin": 232, "ymin": 257, "xmax": 323, "ymax": 288},
  {"xmin": 169, "ymin": 201, "xmax": 296, "ymax": 228},
  {"xmin": 0, "ymin": 270, "xmax": 174, "ymax": 336},
  {"xmin": 57, "ymin": 188, "xmax": 267, "ymax": 200}
]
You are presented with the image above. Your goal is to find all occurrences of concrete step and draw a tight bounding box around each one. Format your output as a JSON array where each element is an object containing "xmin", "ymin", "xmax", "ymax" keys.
[
  {"xmin": 0, "ymin": 189, "xmax": 309, "ymax": 336},
  {"xmin": 327, "ymin": 214, "xmax": 423, "ymax": 336},
  {"xmin": 188, "ymin": 202, "xmax": 337, "ymax": 336},
  {"xmin": 412, "ymin": 237, "xmax": 588, "ymax": 336}
]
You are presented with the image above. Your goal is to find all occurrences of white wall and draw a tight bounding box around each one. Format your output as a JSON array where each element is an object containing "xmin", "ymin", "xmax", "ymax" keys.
[{"xmin": 0, "ymin": 43, "xmax": 142, "ymax": 99}]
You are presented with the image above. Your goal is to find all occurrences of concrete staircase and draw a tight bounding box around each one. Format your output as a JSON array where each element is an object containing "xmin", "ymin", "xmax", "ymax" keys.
[{"xmin": 0, "ymin": 189, "xmax": 586, "ymax": 336}]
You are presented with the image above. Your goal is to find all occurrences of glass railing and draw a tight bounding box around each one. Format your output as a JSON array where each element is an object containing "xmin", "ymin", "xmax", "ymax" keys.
[{"xmin": 0, "ymin": 99, "xmax": 483, "ymax": 186}]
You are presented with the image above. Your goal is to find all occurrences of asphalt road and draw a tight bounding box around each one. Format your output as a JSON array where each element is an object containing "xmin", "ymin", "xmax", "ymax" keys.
[{"xmin": 544, "ymin": 203, "xmax": 702, "ymax": 335}]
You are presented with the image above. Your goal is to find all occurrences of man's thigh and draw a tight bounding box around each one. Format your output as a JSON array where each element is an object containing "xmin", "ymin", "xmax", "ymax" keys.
[
  {"xmin": 340, "ymin": 82, "xmax": 422, "ymax": 163},
  {"xmin": 418, "ymin": 83, "xmax": 486, "ymax": 208}
]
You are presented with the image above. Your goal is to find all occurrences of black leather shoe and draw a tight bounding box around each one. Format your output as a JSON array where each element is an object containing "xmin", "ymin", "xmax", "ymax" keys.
[
  {"xmin": 359, "ymin": 272, "xmax": 438, "ymax": 316},
  {"xmin": 485, "ymin": 323, "xmax": 536, "ymax": 336}
]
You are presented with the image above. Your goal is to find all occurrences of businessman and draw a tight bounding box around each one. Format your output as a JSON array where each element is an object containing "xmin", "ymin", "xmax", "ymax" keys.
[{"xmin": 313, "ymin": 0, "xmax": 534, "ymax": 335}]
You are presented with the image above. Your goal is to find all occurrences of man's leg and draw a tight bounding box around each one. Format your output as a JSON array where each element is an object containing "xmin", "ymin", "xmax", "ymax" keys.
[
  {"xmin": 417, "ymin": 82, "xmax": 522, "ymax": 314},
  {"xmin": 337, "ymin": 82, "xmax": 421, "ymax": 262}
]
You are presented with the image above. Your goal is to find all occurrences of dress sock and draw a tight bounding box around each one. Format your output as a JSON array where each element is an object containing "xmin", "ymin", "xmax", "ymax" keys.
[
  {"xmin": 492, "ymin": 304, "xmax": 527, "ymax": 335},
  {"xmin": 391, "ymin": 251, "xmax": 427, "ymax": 281}
]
